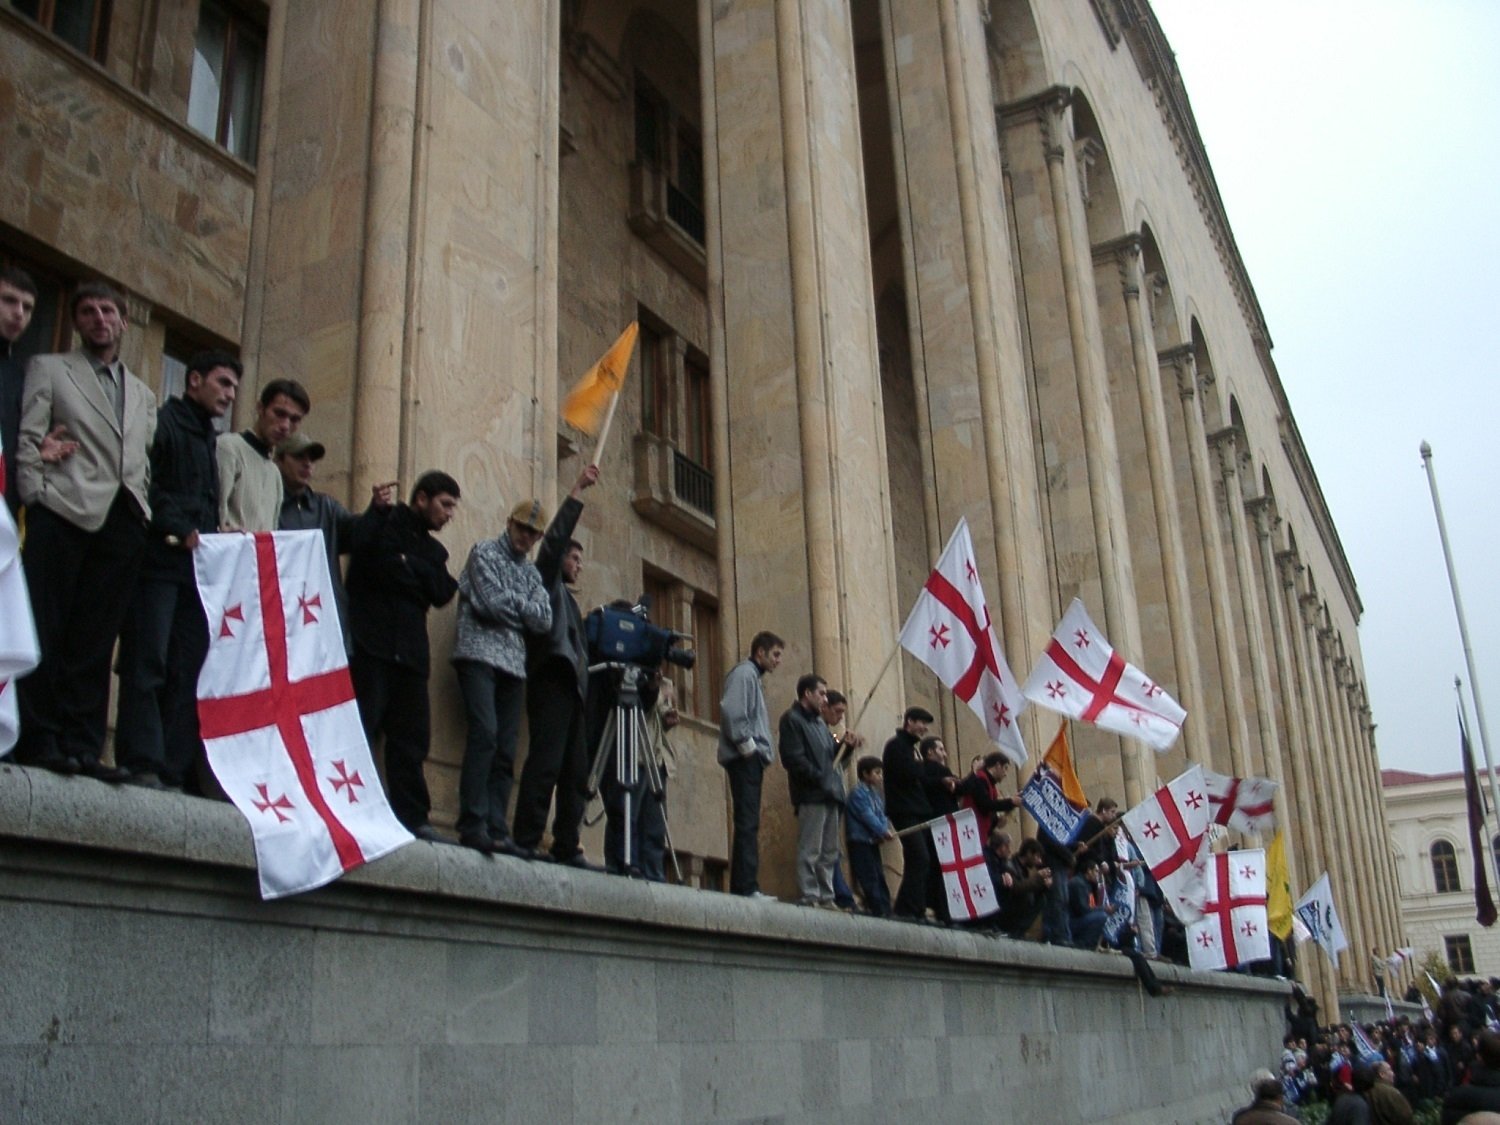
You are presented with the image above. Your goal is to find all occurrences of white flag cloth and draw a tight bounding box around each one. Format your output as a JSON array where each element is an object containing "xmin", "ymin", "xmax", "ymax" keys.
[
  {"xmin": 195, "ymin": 531, "xmax": 411, "ymax": 898},
  {"xmin": 1121, "ymin": 765, "xmax": 1212, "ymax": 922},
  {"xmin": 1186, "ymin": 848, "xmax": 1270, "ymax": 971},
  {"xmin": 1293, "ymin": 872, "xmax": 1349, "ymax": 969},
  {"xmin": 898, "ymin": 518, "xmax": 1027, "ymax": 764},
  {"xmin": 1203, "ymin": 768, "xmax": 1278, "ymax": 835},
  {"xmin": 1021, "ymin": 599, "xmax": 1185, "ymax": 751},
  {"xmin": 0, "ymin": 488, "xmax": 40, "ymax": 756},
  {"xmin": 930, "ymin": 808, "xmax": 999, "ymax": 920}
]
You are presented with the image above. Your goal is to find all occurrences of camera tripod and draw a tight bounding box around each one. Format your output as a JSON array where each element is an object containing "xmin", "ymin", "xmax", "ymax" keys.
[{"xmin": 584, "ymin": 662, "xmax": 682, "ymax": 882}]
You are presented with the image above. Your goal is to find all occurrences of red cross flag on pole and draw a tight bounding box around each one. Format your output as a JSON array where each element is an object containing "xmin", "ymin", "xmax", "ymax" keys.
[
  {"xmin": 0, "ymin": 479, "xmax": 39, "ymax": 756},
  {"xmin": 898, "ymin": 518, "xmax": 1028, "ymax": 765},
  {"xmin": 1021, "ymin": 599, "xmax": 1185, "ymax": 751},
  {"xmin": 1121, "ymin": 765, "xmax": 1213, "ymax": 922},
  {"xmin": 1202, "ymin": 768, "xmax": 1278, "ymax": 836},
  {"xmin": 195, "ymin": 531, "xmax": 412, "ymax": 898},
  {"xmin": 931, "ymin": 807, "xmax": 999, "ymax": 920},
  {"xmin": 1185, "ymin": 848, "xmax": 1270, "ymax": 972}
]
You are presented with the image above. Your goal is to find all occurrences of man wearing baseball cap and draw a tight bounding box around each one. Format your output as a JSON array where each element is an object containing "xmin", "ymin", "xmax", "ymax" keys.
[
  {"xmin": 449, "ymin": 494, "xmax": 554, "ymax": 855},
  {"xmin": 275, "ymin": 432, "xmax": 395, "ymax": 648}
]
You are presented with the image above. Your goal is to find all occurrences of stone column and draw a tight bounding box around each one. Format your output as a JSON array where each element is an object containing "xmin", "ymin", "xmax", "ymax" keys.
[
  {"xmin": 1163, "ymin": 350, "xmax": 1253, "ymax": 780},
  {"xmin": 1000, "ymin": 87, "xmax": 1148, "ymax": 805},
  {"xmin": 1098, "ymin": 239, "xmax": 1208, "ymax": 765},
  {"xmin": 1361, "ymin": 704, "xmax": 1405, "ymax": 948},
  {"xmin": 1336, "ymin": 658, "xmax": 1395, "ymax": 958}
]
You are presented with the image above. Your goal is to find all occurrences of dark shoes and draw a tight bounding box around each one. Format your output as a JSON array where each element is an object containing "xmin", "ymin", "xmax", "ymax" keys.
[
  {"xmin": 410, "ymin": 824, "xmax": 449, "ymax": 844},
  {"xmin": 459, "ymin": 831, "xmax": 498, "ymax": 855},
  {"xmin": 80, "ymin": 761, "xmax": 131, "ymax": 783},
  {"xmin": 556, "ymin": 851, "xmax": 604, "ymax": 872},
  {"xmin": 124, "ymin": 771, "xmax": 170, "ymax": 791}
]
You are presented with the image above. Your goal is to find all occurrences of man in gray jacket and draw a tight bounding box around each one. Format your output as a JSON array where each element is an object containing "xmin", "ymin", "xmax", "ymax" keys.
[
  {"xmin": 450, "ymin": 497, "xmax": 553, "ymax": 855},
  {"xmin": 779, "ymin": 673, "xmax": 845, "ymax": 907},
  {"xmin": 717, "ymin": 630, "xmax": 784, "ymax": 897}
]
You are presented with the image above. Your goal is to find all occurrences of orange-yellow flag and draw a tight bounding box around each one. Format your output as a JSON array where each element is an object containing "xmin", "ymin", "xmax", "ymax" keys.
[
  {"xmin": 562, "ymin": 322, "xmax": 638, "ymax": 435},
  {"xmin": 1041, "ymin": 723, "xmax": 1088, "ymax": 810}
]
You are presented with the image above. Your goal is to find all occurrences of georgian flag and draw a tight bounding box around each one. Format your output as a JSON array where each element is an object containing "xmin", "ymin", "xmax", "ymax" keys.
[
  {"xmin": 1022, "ymin": 599, "xmax": 1185, "ymax": 751},
  {"xmin": 0, "ymin": 446, "xmax": 39, "ymax": 754},
  {"xmin": 931, "ymin": 807, "xmax": 999, "ymax": 920},
  {"xmin": 1293, "ymin": 872, "xmax": 1348, "ymax": 969},
  {"xmin": 1203, "ymin": 768, "xmax": 1278, "ymax": 835},
  {"xmin": 898, "ymin": 519, "xmax": 1027, "ymax": 764},
  {"xmin": 1121, "ymin": 765, "xmax": 1213, "ymax": 922},
  {"xmin": 1186, "ymin": 848, "xmax": 1270, "ymax": 971},
  {"xmin": 195, "ymin": 531, "xmax": 412, "ymax": 898}
]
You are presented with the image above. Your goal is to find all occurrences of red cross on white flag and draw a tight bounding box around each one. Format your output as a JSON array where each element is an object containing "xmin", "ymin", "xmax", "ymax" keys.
[
  {"xmin": 1021, "ymin": 599, "xmax": 1185, "ymax": 751},
  {"xmin": 1202, "ymin": 768, "xmax": 1278, "ymax": 836},
  {"xmin": 1185, "ymin": 848, "xmax": 1269, "ymax": 971},
  {"xmin": 0, "ymin": 481, "xmax": 40, "ymax": 756},
  {"xmin": 930, "ymin": 807, "xmax": 999, "ymax": 920},
  {"xmin": 898, "ymin": 519, "xmax": 1028, "ymax": 765},
  {"xmin": 1121, "ymin": 765, "xmax": 1213, "ymax": 922},
  {"xmin": 194, "ymin": 531, "xmax": 412, "ymax": 898}
]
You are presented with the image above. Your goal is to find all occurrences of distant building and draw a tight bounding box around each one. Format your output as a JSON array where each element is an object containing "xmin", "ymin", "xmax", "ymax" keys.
[{"xmin": 1383, "ymin": 768, "xmax": 1500, "ymax": 977}]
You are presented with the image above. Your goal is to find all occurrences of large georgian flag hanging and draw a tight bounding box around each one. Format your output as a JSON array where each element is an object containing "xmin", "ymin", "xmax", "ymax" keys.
[
  {"xmin": 1185, "ymin": 848, "xmax": 1269, "ymax": 971},
  {"xmin": 195, "ymin": 531, "xmax": 412, "ymax": 899},
  {"xmin": 1021, "ymin": 599, "xmax": 1185, "ymax": 751},
  {"xmin": 0, "ymin": 454, "xmax": 39, "ymax": 755},
  {"xmin": 1202, "ymin": 767, "xmax": 1278, "ymax": 836},
  {"xmin": 1121, "ymin": 765, "xmax": 1212, "ymax": 922},
  {"xmin": 898, "ymin": 518, "xmax": 1028, "ymax": 765},
  {"xmin": 930, "ymin": 807, "xmax": 1000, "ymax": 920}
]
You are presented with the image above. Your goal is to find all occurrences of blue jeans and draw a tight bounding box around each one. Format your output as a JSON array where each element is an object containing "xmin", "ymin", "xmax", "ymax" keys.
[{"xmin": 848, "ymin": 840, "xmax": 891, "ymax": 916}]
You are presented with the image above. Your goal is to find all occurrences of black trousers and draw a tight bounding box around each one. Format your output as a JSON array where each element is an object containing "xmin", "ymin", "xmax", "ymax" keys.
[
  {"xmin": 724, "ymin": 753, "xmax": 766, "ymax": 895},
  {"xmin": 350, "ymin": 651, "xmax": 431, "ymax": 831},
  {"xmin": 17, "ymin": 495, "xmax": 145, "ymax": 765},
  {"xmin": 894, "ymin": 830, "xmax": 935, "ymax": 919},
  {"xmin": 115, "ymin": 574, "xmax": 209, "ymax": 787},
  {"xmin": 453, "ymin": 659, "xmax": 525, "ymax": 839},
  {"xmin": 512, "ymin": 667, "xmax": 589, "ymax": 859}
]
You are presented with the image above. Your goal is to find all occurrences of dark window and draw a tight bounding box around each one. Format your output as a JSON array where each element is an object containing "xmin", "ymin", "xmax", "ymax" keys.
[
  {"xmin": 1432, "ymin": 840, "xmax": 1461, "ymax": 894},
  {"xmin": 1445, "ymin": 934, "xmax": 1475, "ymax": 975},
  {"xmin": 10, "ymin": 0, "xmax": 110, "ymax": 60},
  {"xmin": 639, "ymin": 318, "xmax": 667, "ymax": 439},
  {"xmin": 641, "ymin": 569, "xmax": 682, "ymax": 703},
  {"xmin": 691, "ymin": 597, "xmax": 721, "ymax": 721},
  {"xmin": 633, "ymin": 73, "xmax": 704, "ymax": 247},
  {"xmin": 187, "ymin": 0, "xmax": 265, "ymax": 162},
  {"xmin": 683, "ymin": 352, "xmax": 711, "ymax": 470},
  {"xmin": 634, "ymin": 82, "xmax": 664, "ymax": 167}
]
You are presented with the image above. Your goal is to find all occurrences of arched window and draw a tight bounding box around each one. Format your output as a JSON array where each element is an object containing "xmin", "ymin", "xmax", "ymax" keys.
[{"xmin": 1432, "ymin": 840, "xmax": 1461, "ymax": 894}]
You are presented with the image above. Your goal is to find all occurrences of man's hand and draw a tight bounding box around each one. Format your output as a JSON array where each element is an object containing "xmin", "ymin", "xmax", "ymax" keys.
[
  {"xmin": 39, "ymin": 424, "xmax": 79, "ymax": 463},
  {"xmin": 371, "ymin": 480, "xmax": 397, "ymax": 508},
  {"xmin": 1001, "ymin": 873, "xmax": 1014, "ymax": 889},
  {"xmin": 570, "ymin": 463, "xmax": 600, "ymax": 499},
  {"xmin": 182, "ymin": 531, "xmax": 201, "ymax": 551}
]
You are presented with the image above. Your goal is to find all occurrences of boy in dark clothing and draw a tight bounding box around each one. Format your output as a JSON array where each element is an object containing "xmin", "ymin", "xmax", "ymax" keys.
[
  {"xmin": 883, "ymin": 706, "xmax": 936, "ymax": 920},
  {"xmin": 845, "ymin": 755, "xmax": 895, "ymax": 917}
]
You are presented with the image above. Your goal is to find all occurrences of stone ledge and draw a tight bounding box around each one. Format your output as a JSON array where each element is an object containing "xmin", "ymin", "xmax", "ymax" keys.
[{"xmin": 0, "ymin": 763, "xmax": 1286, "ymax": 995}]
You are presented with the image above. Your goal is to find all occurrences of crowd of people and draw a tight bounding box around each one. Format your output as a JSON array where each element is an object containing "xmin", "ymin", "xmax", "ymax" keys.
[{"xmin": 1231, "ymin": 980, "xmax": 1500, "ymax": 1123}]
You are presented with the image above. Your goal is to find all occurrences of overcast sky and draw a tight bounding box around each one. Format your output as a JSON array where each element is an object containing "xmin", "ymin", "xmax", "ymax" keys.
[{"xmin": 1146, "ymin": 1, "xmax": 1500, "ymax": 776}]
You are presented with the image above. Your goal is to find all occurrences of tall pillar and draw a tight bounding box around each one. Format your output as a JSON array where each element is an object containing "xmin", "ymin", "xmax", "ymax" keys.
[
  {"xmin": 1336, "ymin": 658, "xmax": 1396, "ymax": 958},
  {"xmin": 1000, "ymin": 87, "xmax": 1148, "ymax": 804},
  {"xmin": 1248, "ymin": 500, "xmax": 1333, "ymax": 1009},
  {"xmin": 1361, "ymin": 704, "xmax": 1405, "ymax": 948},
  {"xmin": 704, "ymin": 0, "xmax": 901, "ymax": 895},
  {"xmin": 1163, "ymin": 350, "xmax": 1253, "ymax": 780},
  {"xmin": 1097, "ymin": 240, "xmax": 1208, "ymax": 766}
]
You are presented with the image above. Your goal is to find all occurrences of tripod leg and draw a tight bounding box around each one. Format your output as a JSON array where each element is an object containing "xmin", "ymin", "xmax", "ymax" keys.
[{"xmin": 583, "ymin": 712, "xmax": 618, "ymax": 828}]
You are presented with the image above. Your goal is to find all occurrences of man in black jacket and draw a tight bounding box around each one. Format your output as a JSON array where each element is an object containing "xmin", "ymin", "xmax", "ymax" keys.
[
  {"xmin": 779, "ymin": 673, "xmax": 844, "ymax": 907},
  {"xmin": 512, "ymin": 463, "xmax": 599, "ymax": 867},
  {"xmin": 0, "ymin": 267, "xmax": 38, "ymax": 517},
  {"xmin": 1442, "ymin": 1029, "xmax": 1500, "ymax": 1124},
  {"xmin": 882, "ymin": 706, "xmax": 936, "ymax": 921},
  {"xmin": 346, "ymin": 470, "xmax": 460, "ymax": 839},
  {"xmin": 115, "ymin": 351, "xmax": 240, "ymax": 790}
]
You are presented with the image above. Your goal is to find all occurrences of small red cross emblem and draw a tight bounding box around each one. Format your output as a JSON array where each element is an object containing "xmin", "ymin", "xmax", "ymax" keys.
[
  {"xmin": 1129, "ymin": 712, "xmax": 1148, "ymax": 726},
  {"xmin": 1143, "ymin": 821, "xmax": 1162, "ymax": 840},
  {"xmin": 1240, "ymin": 920, "xmax": 1259, "ymax": 938},
  {"xmin": 1196, "ymin": 932, "xmax": 1215, "ymax": 949},
  {"xmin": 297, "ymin": 591, "xmax": 322, "ymax": 626},
  {"xmin": 973, "ymin": 881, "xmax": 988, "ymax": 899},
  {"xmin": 929, "ymin": 623, "xmax": 951, "ymax": 649},
  {"xmin": 961, "ymin": 823, "xmax": 975, "ymax": 841},
  {"xmin": 1046, "ymin": 680, "xmax": 1067, "ymax": 699},
  {"xmin": 1184, "ymin": 789, "xmax": 1205, "ymax": 810},
  {"xmin": 1239, "ymin": 864, "xmax": 1257, "ymax": 881},
  {"xmin": 992, "ymin": 701, "xmax": 1011, "ymax": 728},
  {"xmin": 253, "ymin": 783, "xmax": 294, "ymax": 823},
  {"xmin": 1073, "ymin": 629, "xmax": 1090, "ymax": 649},
  {"xmin": 965, "ymin": 559, "xmax": 978, "ymax": 582},
  {"xmin": 1142, "ymin": 680, "xmax": 1162, "ymax": 698},
  {"xmin": 219, "ymin": 603, "xmax": 245, "ymax": 639},
  {"xmin": 329, "ymin": 760, "xmax": 364, "ymax": 804},
  {"xmin": 936, "ymin": 829, "xmax": 950, "ymax": 851}
]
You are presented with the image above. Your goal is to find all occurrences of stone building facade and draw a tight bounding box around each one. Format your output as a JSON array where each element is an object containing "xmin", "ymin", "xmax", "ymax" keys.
[
  {"xmin": 0, "ymin": 0, "xmax": 1397, "ymax": 1006},
  {"xmin": 1383, "ymin": 769, "xmax": 1500, "ymax": 980}
]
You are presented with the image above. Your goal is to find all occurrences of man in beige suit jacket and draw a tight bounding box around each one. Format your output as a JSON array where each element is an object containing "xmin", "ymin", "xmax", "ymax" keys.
[{"xmin": 14, "ymin": 281, "xmax": 157, "ymax": 778}]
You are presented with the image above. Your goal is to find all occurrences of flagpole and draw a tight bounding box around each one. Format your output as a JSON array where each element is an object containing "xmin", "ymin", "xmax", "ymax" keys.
[
  {"xmin": 1421, "ymin": 441, "xmax": 1500, "ymax": 819},
  {"xmin": 848, "ymin": 639, "xmax": 903, "ymax": 737},
  {"xmin": 589, "ymin": 390, "xmax": 622, "ymax": 468}
]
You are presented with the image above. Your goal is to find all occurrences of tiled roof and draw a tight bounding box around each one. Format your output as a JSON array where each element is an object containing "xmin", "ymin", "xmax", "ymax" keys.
[{"xmin": 1382, "ymin": 768, "xmax": 1464, "ymax": 787}]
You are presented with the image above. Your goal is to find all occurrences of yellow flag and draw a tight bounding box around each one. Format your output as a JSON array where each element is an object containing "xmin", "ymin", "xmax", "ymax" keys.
[
  {"xmin": 1267, "ymin": 830, "xmax": 1293, "ymax": 940},
  {"xmin": 562, "ymin": 322, "xmax": 638, "ymax": 435},
  {"xmin": 1040, "ymin": 723, "xmax": 1088, "ymax": 810}
]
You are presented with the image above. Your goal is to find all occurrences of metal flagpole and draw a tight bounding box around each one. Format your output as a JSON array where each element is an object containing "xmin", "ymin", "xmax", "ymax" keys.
[{"xmin": 1421, "ymin": 441, "xmax": 1500, "ymax": 821}]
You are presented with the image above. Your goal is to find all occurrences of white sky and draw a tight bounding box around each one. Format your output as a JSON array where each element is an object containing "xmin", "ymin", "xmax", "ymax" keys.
[{"xmin": 1147, "ymin": 1, "xmax": 1500, "ymax": 776}]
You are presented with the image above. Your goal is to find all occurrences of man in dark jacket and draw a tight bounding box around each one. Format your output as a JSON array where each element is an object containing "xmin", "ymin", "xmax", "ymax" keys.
[
  {"xmin": 0, "ymin": 267, "xmax": 38, "ymax": 517},
  {"xmin": 1442, "ymin": 1029, "xmax": 1500, "ymax": 1124},
  {"xmin": 779, "ymin": 673, "xmax": 844, "ymax": 907},
  {"xmin": 115, "ymin": 351, "xmax": 240, "ymax": 790},
  {"xmin": 1230, "ymin": 1077, "xmax": 1300, "ymax": 1125},
  {"xmin": 346, "ymin": 470, "xmax": 460, "ymax": 839},
  {"xmin": 511, "ymin": 463, "xmax": 600, "ymax": 867},
  {"xmin": 883, "ymin": 706, "xmax": 936, "ymax": 921}
]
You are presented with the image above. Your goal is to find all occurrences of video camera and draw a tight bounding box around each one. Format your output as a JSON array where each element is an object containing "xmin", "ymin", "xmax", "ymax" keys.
[{"xmin": 585, "ymin": 600, "xmax": 695, "ymax": 671}]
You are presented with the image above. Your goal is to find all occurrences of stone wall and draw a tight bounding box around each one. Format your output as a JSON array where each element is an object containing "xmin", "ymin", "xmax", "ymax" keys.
[{"xmin": 0, "ymin": 765, "xmax": 1285, "ymax": 1123}]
